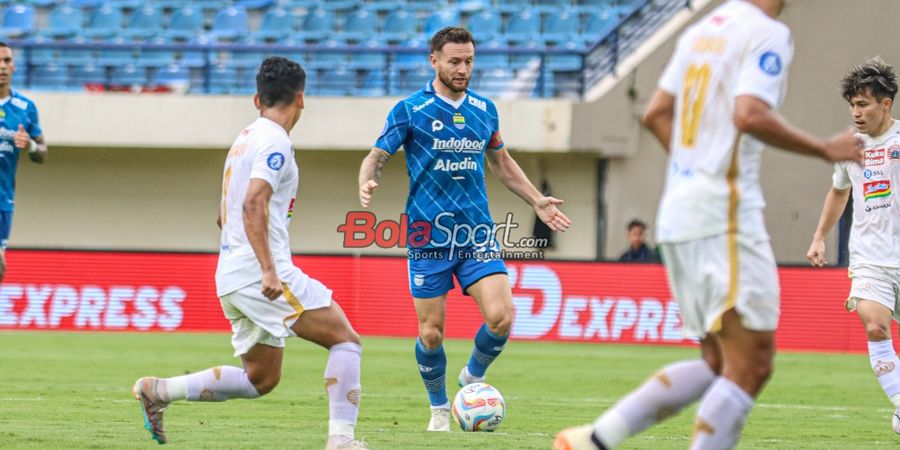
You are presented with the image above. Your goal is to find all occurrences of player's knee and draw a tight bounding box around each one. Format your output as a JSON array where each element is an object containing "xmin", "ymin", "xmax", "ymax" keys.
[
  {"xmin": 865, "ymin": 322, "xmax": 891, "ymax": 341},
  {"xmin": 419, "ymin": 327, "xmax": 443, "ymax": 348},
  {"xmin": 702, "ymin": 352, "xmax": 722, "ymax": 374},
  {"xmin": 752, "ymin": 359, "xmax": 774, "ymax": 385},
  {"xmin": 486, "ymin": 313, "xmax": 512, "ymax": 337},
  {"xmin": 251, "ymin": 374, "xmax": 280, "ymax": 396}
]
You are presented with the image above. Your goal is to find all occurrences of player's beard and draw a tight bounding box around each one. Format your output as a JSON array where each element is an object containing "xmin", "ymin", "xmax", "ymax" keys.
[{"xmin": 438, "ymin": 70, "xmax": 469, "ymax": 93}]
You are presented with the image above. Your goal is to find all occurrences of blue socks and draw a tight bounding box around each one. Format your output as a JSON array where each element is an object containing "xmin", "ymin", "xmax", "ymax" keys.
[
  {"xmin": 467, "ymin": 323, "xmax": 508, "ymax": 378},
  {"xmin": 415, "ymin": 338, "xmax": 448, "ymax": 406}
]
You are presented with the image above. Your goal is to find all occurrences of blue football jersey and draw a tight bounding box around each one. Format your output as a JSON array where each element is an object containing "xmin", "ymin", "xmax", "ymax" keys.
[
  {"xmin": 374, "ymin": 81, "xmax": 504, "ymax": 249},
  {"xmin": 0, "ymin": 90, "xmax": 42, "ymax": 211}
]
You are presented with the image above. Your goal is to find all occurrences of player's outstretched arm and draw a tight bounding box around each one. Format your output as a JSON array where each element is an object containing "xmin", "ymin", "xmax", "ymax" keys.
[
  {"xmin": 486, "ymin": 148, "xmax": 572, "ymax": 232},
  {"xmin": 243, "ymin": 178, "xmax": 282, "ymax": 300},
  {"xmin": 358, "ymin": 147, "xmax": 391, "ymax": 208},
  {"xmin": 734, "ymin": 96, "xmax": 864, "ymax": 164},
  {"xmin": 806, "ymin": 186, "xmax": 851, "ymax": 267},
  {"xmin": 641, "ymin": 89, "xmax": 675, "ymax": 151}
]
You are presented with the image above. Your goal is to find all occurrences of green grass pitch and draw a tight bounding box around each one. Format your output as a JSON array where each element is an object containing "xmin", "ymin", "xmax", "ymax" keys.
[{"xmin": 0, "ymin": 331, "xmax": 897, "ymax": 449}]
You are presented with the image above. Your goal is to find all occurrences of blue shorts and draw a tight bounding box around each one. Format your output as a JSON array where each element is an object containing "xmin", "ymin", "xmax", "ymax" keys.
[
  {"xmin": 0, "ymin": 210, "xmax": 12, "ymax": 250},
  {"xmin": 407, "ymin": 247, "xmax": 507, "ymax": 298}
]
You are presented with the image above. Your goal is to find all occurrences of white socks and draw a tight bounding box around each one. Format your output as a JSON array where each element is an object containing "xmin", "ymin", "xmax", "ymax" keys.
[
  {"xmin": 161, "ymin": 366, "xmax": 260, "ymax": 402},
  {"xmin": 325, "ymin": 342, "xmax": 363, "ymax": 439},
  {"xmin": 691, "ymin": 377, "xmax": 753, "ymax": 450},
  {"xmin": 868, "ymin": 340, "xmax": 900, "ymax": 408},
  {"xmin": 593, "ymin": 359, "xmax": 716, "ymax": 448}
]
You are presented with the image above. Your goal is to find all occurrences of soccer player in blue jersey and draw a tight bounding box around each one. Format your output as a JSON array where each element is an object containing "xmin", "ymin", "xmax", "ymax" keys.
[
  {"xmin": 358, "ymin": 27, "xmax": 572, "ymax": 432},
  {"xmin": 0, "ymin": 42, "xmax": 47, "ymax": 282}
]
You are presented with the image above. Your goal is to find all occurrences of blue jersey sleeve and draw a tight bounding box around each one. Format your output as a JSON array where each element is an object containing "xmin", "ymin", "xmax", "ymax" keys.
[
  {"xmin": 25, "ymin": 101, "xmax": 42, "ymax": 138},
  {"xmin": 373, "ymin": 101, "xmax": 410, "ymax": 155},
  {"xmin": 487, "ymin": 100, "xmax": 504, "ymax": 151}
]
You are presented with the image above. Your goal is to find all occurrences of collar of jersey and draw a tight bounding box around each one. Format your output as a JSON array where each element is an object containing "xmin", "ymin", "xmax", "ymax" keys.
[{"xmin": 423, "ymin": 81, "xmax": 468, "ymax": 109}]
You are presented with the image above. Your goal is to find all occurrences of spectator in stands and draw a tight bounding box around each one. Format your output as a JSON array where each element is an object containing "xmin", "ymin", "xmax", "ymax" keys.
[
  {"xmin": 0, "ymin": 42, "xmax": 47, "ymax": 282},
  {"xmin": 618, "ymin": 219, "xmax": 659, "ymax": 263}
]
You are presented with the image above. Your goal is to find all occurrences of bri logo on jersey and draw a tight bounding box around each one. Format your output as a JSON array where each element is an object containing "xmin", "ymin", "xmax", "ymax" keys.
[{"xmin": 863, "ymin": 180, "xmax": 891, "ymax": 201}]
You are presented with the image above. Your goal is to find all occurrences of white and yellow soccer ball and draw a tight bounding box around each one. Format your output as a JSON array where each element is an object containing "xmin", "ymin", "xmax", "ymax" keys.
[{"xmin": 451, "ymin": 382, "xmax": 505, "ymax": 432}]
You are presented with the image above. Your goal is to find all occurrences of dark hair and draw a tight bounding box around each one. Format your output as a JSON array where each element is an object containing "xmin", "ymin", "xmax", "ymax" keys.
[
  {"xmin": 627, "ymin": 219, "xmax": 646, "ymax": 231},
  {"xmin": 429, "ymin": 27, "xmax": 475, "ymax": 53},
  {"xmin": 841, "ymin": 57, "xmax": 898, "ymax": 102},
  {"xmin": 256, "ymin": 56, "xmax": 306, "ymax": 107},
  {"xmin": 0, "ymin": 42, "xmax": 9, "ymax": 50}
]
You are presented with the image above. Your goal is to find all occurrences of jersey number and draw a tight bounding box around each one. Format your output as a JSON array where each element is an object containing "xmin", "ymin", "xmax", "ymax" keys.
[
  {"xmin": 221, "ymin": 166, "xmax": 232, "ymax": 225},
  {"xmin": 680, "ymin": 63, "xmax": 711, "ymax": 148}
]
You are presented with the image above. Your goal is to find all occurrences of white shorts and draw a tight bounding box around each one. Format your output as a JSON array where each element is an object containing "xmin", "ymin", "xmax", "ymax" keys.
[
  {"xmin": 660, "ymin": 233, "xmax": 780, "ymax": 338},
  {"xmin": 846, "ymin": 264, "xmax": 900, "ymax": 321},
  {"xmin": 219, "ymin": 266, "xmax": 333, "ymax": 357}
]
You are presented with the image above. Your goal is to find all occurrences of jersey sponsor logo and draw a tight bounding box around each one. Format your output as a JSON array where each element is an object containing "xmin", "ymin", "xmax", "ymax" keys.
[
  {"xmin": 412, "ymin": 97, "xmax": 434, "ymax": 113},
  {"xmin": 431, "ymin": 137, "xmax": 486, "ymax": 152},
  {"xmin": 889, "ymin": 144, "xmax": 900, "ymax": 159},
  {"xmin": 10, "ymin": 97, "xmax": 27, "ymax": 110},
  {"xmin": 453, "ymin": 112, "xmax": 466, "ymax": 130},
  {"xmin": 434, "ymin": 157, "xmax": 477, "ymax": 173},
  {"xmin": 863, "ymin": 180, "xmax": 891, "ymax": 201},
  {"xmin": 432, "ymin": 119, "xmax": 444, "ymax": 133},
  {"xmin": 413, "ymin": 274, "xmax": 425, "ymax": 287},
  {"xmin": 759, "ymin": 51, "xmax": 782, "ymax": 76},
  {"xmin": 864, "ymin": 169, "xmax": 885, "ymax": 179},
  {"xmin": 0, "ymin": 141, "xmax": 14, "ymax": 153},
  {"xmin": 267, "ymin": 152, "xmax": 285, "ymax": 170},
  {"xmin": 468, "ymin": 96, "xmax": 487, "ymax": 112},
  {"xmin": 287, "ymin": 198, "xmax": 295, "ymax": 219},
  {"xmin": 874, "ymin": 360, "xmax": 896, "ymax": 377},
  {"xmin": 865, "ymin": 148, "xmax": 885, "ymax": 166}
]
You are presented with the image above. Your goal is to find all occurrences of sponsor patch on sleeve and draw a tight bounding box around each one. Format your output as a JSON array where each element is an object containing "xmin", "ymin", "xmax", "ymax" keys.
[
  {"xmin": 758, "ymin": 51, "xmax": 782, "ymax": 76},
  {"xmin": 267, "ymin": 152, "xmax": 285, "ymax": 170}
]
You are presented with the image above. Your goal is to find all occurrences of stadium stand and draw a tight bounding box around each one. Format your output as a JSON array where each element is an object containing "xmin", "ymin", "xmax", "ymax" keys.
[{"xmin": 9, "ymin": 0, "xmax": 693, "ymax": 97}]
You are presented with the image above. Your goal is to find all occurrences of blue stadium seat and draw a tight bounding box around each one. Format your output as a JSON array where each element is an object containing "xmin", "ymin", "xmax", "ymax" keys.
[
  {"xmin": 30, "ymin": 62, "xmax": 70, "ymax": 91},
  {"xmin": 107, "ymin": 0, "xmax": 143, "ymax": 10},
  {"xmin": 319, "ymin": 0, "xmax": 359, "ymax": 11},
  {"xmin": 307, "ymin": 39, "xmax": 348, "ymax": 69},
  {"xmin": 110, "ymin": 64, "xmax": 146, "ymax": 87},
  {"xmin": 44, "ymin": 5, "xmax": 84, "ymax": 39},
  {"xmin": 277, "ymin": 0, "xmax": 319, "ymax": 9},
  {"xmin": 97, "ymin": 37, "xmax": 136, "ymax": 67},
  {"xmin": 223, "ymin": 37, "xmax": 267, "ymax": 68},
  {"xmin": 58, "ymin": 37, "xmax": 96, "ymax": 66},
  {"xmin": 379, "ymin": 10, "xmax": 417, "ymax": 43},
  {"xmin": 408, "ymin": 0, "xmax": 447, "ymax": 12},
  {"xmin": 208, "ymin": 64, "xmax": 239, "ymax": 94},
  {"xmin": 236, "ymin": 0, "xmax": 276, "ymax": 10},
  {"xmin": 68, "ymin": 0, "xmax": 104, "ymax": 10},
  {"xmin": 355, "ymin": 69, "xmax": 387, "ymax": 96},
  {"xmin": 457, "ymin": 0, "xmax": 491, "ymax": 13},
  {"xmin": 366, "ymin": 0, "xmax": 403, "ymax": 12},
  {"xmin": 574, "ymin": 0, "xmax": 615, "ymax": 11},
  {"xmin": 466, "ymin": 9, "xmax": 501, "ymax": 42},
  {"xmin": 165, "ymin": 6, "xmax": 204, "ymax": 41},
  {"xmin": 210, "ymin": 6, "xmax": 249, "ymax": 41},
  {"xmin": 495, "ymin": 0, "xmax": 533, "ymax": 14},
  {"xmin": 348, "ymin": 39, "xmax": 386, "ymax": 69},
  {"xmin": 475, "ymin": 39, "xmax": 508, "ymax": 69},
  {"xmin": 268, "ymin": 39, "xmax": 306, "ymax": 66},
  {"xmin": 234, "ymin": 67, "xmax": 258, "ymax": 94},
  {"xmin": 393, "ymin": 37, "xmax": 428, "ymax": 70},
  {"xmin": 534, "ymin": 0, "xmax": 574, "ymax": 14},
  {"xmin": 23, "ymin": 36, "xmax": 57, "ymax": 66},
  {"xmin": 251, "ymin": 8, "xmax": 295, "ymax": 42},
  {"xmin": 509, "ymin": 40, "xmax": 544, "ymax": 69},
  {"xmin": 123, "ymin": 5, "xmax": 162, "ymax": 40},
  {"xmin": 180, "ymin": 36, "xmax": 214, "ymax": 68},
  {"xmin": 546, "ymin": 40, "xmax": 584, "ymax": 71},
  {"xmin": 504, "ymin": 10, "xmax": 541, "ymax": 44},
  {"xmin": 316, "ymin": 66, "xmax": 355, "ymax": 96},
  {"xmin": 84, "ymin": 5, "xmax": 124, "ymax": 40},
  {"xmin": 476, "ymin": 68, "xmax": 514, "ymax": 98},
  {"xmin": 193, "ymin": 0, "xmax": 229, "ymax": 13},
  {"xmin": 339, "ymin": 8, "xmax": 377, "ymax": 42},
  {"xmin": 0, "ymin": 5, "xmax": 35, "ymax": 39},
  {"xmin": 150, "ymin": 63, "xmax": 192, "ymax": 89},
  {"xmin": 583, "ymin": 9, "xmax": 617, "ymax": 42},
  {"xmin": 69, "ymin": 63, "xmax": 106, "ymax": 88},
  {"xmin": 424, "ymin": 10, "xmax": 461, "ymax": 36},
  {"xmin": 398, "ymin": 66, "xmax": 432, "ymax": 92},
  {"xmin": 542, "ymin": 10, "xmax": 578, "ymax": 44},
  {"xmin": 297, "ymin": 8, "xmax": 334, "ymax": 42},
  {"xmin": 22, "ymin": 0, "xmax": 58, "ymax": 9},
  {"xmin": 136, "ymin": 37, "xmax": 176, "ymax": 68}
]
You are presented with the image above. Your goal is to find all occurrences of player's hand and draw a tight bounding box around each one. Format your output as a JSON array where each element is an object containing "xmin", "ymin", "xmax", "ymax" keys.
[
  {"xmin": 13, "ymin": 125, "xmax": 30, "ymax": 151},
  {"xmin": 806, "ymin": 238, "xmax": 826, "ymax": 267},
  {"xmin": 534, "ymin": 196, "xmax": 572, "ymax": 232},
  {"xmin": 359, "ymin": 180, "xmax": 378, "ymax": 208},
  {"xmin": 260, "ymin": 270, "xmax": 283, "ymax": 301},
  {"xmin": 823, "ymin": 128, "xmax": 864, "ymax": 164}
]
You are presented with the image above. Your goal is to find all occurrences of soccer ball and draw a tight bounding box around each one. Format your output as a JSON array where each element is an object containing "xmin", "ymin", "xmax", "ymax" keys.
[{"xmin": 451, "ymin": 382, "xmax": 505, "ymax": 432}]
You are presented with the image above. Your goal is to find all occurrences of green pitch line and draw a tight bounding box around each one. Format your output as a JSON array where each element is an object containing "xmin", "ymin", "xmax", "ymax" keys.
[{"xmin": 0, "ymin": 331, "xmax": 895, "ymax": 449}]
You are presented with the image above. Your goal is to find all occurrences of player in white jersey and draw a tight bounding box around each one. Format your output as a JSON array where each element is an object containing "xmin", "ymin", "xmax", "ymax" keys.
[
  {"xmin": 132, "ymin": 57, "xmax": 366, "ymax": 450},
  {"xmin": 807, "ymin": 58, "xmax": 900, "ymax": 435},
  {"xmin": 556, "ymin": 1, "xmax": 864, "ymax": 449}
]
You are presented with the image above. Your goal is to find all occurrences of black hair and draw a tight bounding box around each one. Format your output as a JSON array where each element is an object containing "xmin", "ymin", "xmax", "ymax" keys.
[
  {"xmin": 841, "ymin": 57, "xmax": 898, "ymax": 103},
  {"xmin": 429, "ymin": 27, "xmax": 475, "ymax": 53},
  {"xmin": 627, "ymin": 219, "xmax": 647, "ymax": 231},
  {"xmin": 256, "ymin": 56, "xmax": 306, "ymax": 107}
]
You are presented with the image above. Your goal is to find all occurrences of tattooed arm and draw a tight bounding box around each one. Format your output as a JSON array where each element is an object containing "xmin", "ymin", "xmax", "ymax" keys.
[{"xmin": 358, "ymin": 147, "xmax": 392, "ymax": 208}]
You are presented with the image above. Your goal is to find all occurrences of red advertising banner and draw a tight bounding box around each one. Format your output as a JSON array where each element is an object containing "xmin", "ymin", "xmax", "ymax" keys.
[{"xmin": 0, "ymin": 250, "xmax": 868, "ymax": 353}]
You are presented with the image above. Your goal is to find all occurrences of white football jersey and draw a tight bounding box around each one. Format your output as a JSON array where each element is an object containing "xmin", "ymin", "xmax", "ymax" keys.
[
  {"xmin": 655, "ymin": 0, "xmax": 794, "ymax": 243},
  {"xmin": 215, "ymin": 117, "xmax": 300, "ymax": 296},
  {"xmin": 833, "ymin": 120, "xmax": 900, "ymax": 268}
]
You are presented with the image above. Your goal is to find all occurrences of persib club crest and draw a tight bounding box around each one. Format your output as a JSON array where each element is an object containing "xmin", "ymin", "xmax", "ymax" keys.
[{"xmin": 453, "ymin": 112, "xmax": 466, "ymax": 130}]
